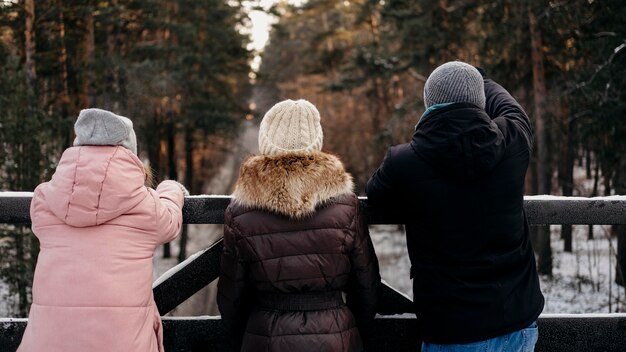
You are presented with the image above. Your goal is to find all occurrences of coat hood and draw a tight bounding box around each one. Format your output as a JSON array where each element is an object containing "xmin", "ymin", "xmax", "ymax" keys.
[
  {"xmin": 411, "ymin": 103, "xmax": 505, "ymax": 179},
  {"xmin": 37, "ymin": 146, "xmax": 147, "ymax": 227},
  {"xmin": 232, "ymin": 151, "xmax": 354, "ymax": 219}
]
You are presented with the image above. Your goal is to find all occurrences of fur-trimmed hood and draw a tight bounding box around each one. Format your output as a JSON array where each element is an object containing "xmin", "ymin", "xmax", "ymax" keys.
[{"xmin": 232, "ymin": 152, "xmax": 354, "ymax": 219}]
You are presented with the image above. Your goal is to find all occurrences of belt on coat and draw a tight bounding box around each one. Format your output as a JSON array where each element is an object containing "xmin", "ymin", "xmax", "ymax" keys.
[{"xmin": 255, "ymin": 290, "xmax": 345, "ymax": 311}]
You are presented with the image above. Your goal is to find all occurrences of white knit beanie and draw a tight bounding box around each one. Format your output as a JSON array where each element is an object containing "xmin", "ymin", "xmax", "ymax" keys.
[
  {"xmin": 73, "ymin": 108, "xmax": 138, "ymax": 154},
  {"xmin": 423, "ymin": 61, "xmax": 486, "ymax": 109},
  {"xmin": 258, "ymin": 99, "xmax": 323, "ymax": 156}
]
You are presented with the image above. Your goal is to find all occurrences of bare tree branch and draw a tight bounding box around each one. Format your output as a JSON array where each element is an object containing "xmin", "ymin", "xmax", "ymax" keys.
[
  {"xmin": 570, "ymin": 42, "xmax": 626, "ymax": 93},
  {"xmin": 408, "ymin": 68, "xmax": 427, "ymax": 82}
]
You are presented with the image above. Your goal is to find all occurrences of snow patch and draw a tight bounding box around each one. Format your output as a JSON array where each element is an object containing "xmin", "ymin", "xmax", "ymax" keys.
[
  {"xmin": 153, "ymin": 247, "xmax": 210, "ymax": 288},
  {"xmin": 0, "ymin": 192, "xmax": 33, "ymax": 197},
  {"xmin": 0, "ymin": 281, "xmax": 12, "ymax": 317},
  {"xmin": 370, "ymin": 224, "xmax": 626, "ymax": 314},
  {"xmin": 526, "ymin": 195, "xmax": 626, "ymax": 201},
  {"xmin": 161, "ymin": 315, "xmax": 222, "ymax": 320},
  {"xmin": 540, "ymin": 313, "xmax": 626, "ymax": 319},
  {"xmin": 186, "ymin": 194, "xmax": 232, "ymax": 199}
]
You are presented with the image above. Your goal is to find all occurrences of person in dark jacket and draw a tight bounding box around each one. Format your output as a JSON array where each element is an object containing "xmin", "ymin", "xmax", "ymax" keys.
[
  {"xmin": 218, "ymin": 99, "xmax": 381, "ymax": 352},
  {"xmin": 366, "ymin": 61, "xmax": 544, "ymax": 351}
]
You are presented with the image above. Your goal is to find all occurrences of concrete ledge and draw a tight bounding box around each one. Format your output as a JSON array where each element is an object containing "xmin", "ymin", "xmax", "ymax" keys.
[{"xmin": 2, "ymin": 314, "xmax": 626, "ymax": 351}]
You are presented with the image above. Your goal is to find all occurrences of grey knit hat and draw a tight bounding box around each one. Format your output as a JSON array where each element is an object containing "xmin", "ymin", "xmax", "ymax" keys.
[
  {"xmin": 73, "ymin": 108, "xmax": 137, "ymax": 154},
  {"xmin": 258, "ymin": 99, "xmax": 323, "ymax": 156},
  {"xmin": 423, "ymin": 61, "xmax": 485, "ymax": 109}
]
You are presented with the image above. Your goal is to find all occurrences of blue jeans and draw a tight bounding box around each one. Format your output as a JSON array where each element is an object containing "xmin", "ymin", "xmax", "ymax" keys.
[{"xmin": 421, "ymin": 322, "xmax": 538, "ymax": 352}]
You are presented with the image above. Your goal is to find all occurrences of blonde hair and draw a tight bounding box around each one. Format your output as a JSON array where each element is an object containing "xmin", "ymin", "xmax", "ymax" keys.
[{"xmin": 144, "ymin": 164, "xmax": 155, "ymax": 188}]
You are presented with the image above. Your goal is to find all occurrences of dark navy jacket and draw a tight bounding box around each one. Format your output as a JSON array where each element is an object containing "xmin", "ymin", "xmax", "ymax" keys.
[{"xmin": 366, "ymin": 72, "xmax": 544, "ymax": 344}]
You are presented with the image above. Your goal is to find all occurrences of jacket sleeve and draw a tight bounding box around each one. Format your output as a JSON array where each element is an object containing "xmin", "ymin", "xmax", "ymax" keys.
[
  {"xmin": 345, "ymin": 199, "xmax": 381, "ymax": 336},
  {"xmin": 366, "ymin": 148, "xmax": 401, "ymax": 207},
  {"xmin": 217, "ymin": 207, "xmax": 250, "ymax": 351},
  {"xmin": 153, "ymin": 180, "xmax": 185, "ymax": 244},
  {"xmin": 479, "ymin": 68, "xmax": 534, "ymax": 151}
]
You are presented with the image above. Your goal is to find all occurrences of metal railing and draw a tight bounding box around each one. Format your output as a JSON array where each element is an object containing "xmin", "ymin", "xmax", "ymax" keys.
[{"xmin": 1, "ymin": 193, "xmax": 626, "ymax": 351}]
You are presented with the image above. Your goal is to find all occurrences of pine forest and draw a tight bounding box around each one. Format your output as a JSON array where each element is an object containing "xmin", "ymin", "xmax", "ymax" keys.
[{"xmin": 1, "ymin": 0, "xmax": 625, "ymax": 317}]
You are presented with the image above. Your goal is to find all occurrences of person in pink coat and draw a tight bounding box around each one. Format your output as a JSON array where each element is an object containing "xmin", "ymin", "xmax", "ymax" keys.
[{"xmin": 18, "ymin": 108, "xmax": 187, "ymax": 352}]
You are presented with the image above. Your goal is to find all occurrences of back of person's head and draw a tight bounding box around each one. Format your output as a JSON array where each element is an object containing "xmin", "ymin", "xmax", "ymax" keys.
[
  {"xmin": 258, "ymin": 99, "xmax": 323, "ymax": 156},
  {"xmin": 73, "ymin": 108, "xmax": 138, "ymax": 155},
  {"xmin": 423, "ymin": 61, "xmax": 485, "ymax": 109}
]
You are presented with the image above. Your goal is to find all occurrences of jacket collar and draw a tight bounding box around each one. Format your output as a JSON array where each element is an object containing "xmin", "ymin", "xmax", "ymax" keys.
[
  {"xmin": 232, "ymin": 151, "xmax": 354, "ymax": 219},
  {"xmin": 411, "ymin": 103, "xmax": 505, "ymax": 180},
  {"xmin": 415, "ymin": 102, "xmax": 454, "ymax": 130}
]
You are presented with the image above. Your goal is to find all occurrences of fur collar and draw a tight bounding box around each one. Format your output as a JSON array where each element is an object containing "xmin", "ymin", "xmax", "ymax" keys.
[{"xmin": 232, "ymin": 151, "xmax": 354, "ymax": 219}]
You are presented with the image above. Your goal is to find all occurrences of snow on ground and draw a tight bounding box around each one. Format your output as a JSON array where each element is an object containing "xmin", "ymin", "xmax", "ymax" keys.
[
  {"xmin": 541, "ymin": 225, "xmax": 625, "ymax": 313},
  {"xmin": 153, "ymin": 221, "xmax": 626, "ymax": 316},
  {"xmin": 0, "ymin": 192, "xmax": 33, "ymax": 197},
  {"xmin": 526, "ymin": 195, "xmax": 626, "ymax": 201},
  {"xmin": 0, "ymin": 280, "xmax": 11, "ymax": 317},
  {"xmin": 153, "ymin": 224, "xmax": 223, "ymax": 316},
  {"xmin": 153, "ymin": 120, "xmax": 260, "ymax": 316},
  {"xmin": 369, "ymin": 224, "xmax": 626, "ymax": 314},
  {"xmin": 369, "ymin": 225, "xmax": 413, "ymax": 299}
]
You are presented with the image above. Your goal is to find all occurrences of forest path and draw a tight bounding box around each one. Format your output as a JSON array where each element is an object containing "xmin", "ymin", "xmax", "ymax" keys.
[
  {"xmin": 153, "ymin": 120, "xmax": 259, "ymax": 316},
  {"xmin": 153, "ymin": 119, "xmax": 414, "ymax": 316}
]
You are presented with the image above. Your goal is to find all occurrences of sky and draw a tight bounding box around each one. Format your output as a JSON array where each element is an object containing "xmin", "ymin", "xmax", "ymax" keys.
[{"xmin": 241, "ymin": 0, "xmax": 305, "ymax": 71}]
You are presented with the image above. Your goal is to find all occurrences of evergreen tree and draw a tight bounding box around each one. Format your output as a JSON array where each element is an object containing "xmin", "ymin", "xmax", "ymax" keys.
[{"xmin": 0, "ymin": 0, "xmax": 252, "ymax": 314}]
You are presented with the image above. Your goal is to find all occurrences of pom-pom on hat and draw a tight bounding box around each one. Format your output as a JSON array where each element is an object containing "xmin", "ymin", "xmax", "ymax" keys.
[
  {"xmin": 73, "ymin": 108, "xmax": 138, "ymax": 155},
  {"xmin": 258, "ymin": 99, "xmax": 323, "ymax": 156},
  {"xmin": 423, "ymin": 61, "xmax": 486, "ymax": 109}
]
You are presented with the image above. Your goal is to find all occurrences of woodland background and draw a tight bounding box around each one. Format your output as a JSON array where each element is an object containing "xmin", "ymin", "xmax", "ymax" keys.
[{"xmin": 1, "ymin": 0, "xmax": 625, "ymax": 317}]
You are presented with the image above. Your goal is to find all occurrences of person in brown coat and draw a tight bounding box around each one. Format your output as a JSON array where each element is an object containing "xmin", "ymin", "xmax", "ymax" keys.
[{"xmin": 217, "ymin": 99, "xmax": 380, "ymax": 352}]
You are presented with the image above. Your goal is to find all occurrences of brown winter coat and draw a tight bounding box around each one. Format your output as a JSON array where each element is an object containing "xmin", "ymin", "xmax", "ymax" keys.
[{"xmin": 217, "ymin": 151, "xmax": 380, "ymax": 352}]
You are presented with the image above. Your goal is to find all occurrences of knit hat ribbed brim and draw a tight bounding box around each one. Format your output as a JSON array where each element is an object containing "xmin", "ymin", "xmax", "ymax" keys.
[
  {"xmin": 258, "ymin": 99, "xmax": 323, "ymax": 156},
  {"xmin": 423, "ymin": 61, "xmax": 486, "ymax": 109},
  {"xmin": 73, "ymin": 108, "xmax": 138, "ymax": 154}
]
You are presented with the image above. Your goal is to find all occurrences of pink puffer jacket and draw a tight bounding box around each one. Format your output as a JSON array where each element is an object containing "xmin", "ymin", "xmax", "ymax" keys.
[{"xmin": 18, "ymin": 146, "xmax": 184, "ymax": 352}]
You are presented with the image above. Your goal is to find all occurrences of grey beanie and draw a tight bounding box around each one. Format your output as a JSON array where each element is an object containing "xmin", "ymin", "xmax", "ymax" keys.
[
  {"xmin": 258, "ymin": 99, "xmax": 323, "ymax": 156},
  {"xmin": 423, "ymin": 61, "xmax": 486, "ymax": 109},
  {"xmin": 73, "ymin": 108, "xmax": 138, "ymax": 154}
]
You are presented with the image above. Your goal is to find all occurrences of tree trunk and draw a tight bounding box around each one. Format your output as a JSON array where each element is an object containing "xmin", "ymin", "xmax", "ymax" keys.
[
  {"xmin": 163, "ymin": 240, "xmax": 171, "ymax": 258},
  {"xmin": 106, "ymin": 0, "xmax": 120, "ymax": 111},
  {"xmin": 20, "ymin": 4, "xmax": 41, "ymax": 316},
  {"xmin": 439, "ymin": 0, "xmax": 451, "ymax": 61},
  {"xmin": 589, "ymin": 159, "xmax": 601, "ymax": 240},
  {"xmin": 148, "ymin": 110, "xmax": 167, "ymax": 258},
  {"xmin": 585, "ymin": 149, "xmax": 592, "ymax": 179},
  {"xmin": 561, "ymin": 102, "xmax": 574, "ymax": 252},
  {"xmin": 24, "ymin": 0, "xmax": 37, "ymax": 98},
  {"xmin": 178, "ymin": 128, "xmax": 194, "ymax": 263},
  {"xmin": 614, "ymin": 157, "xmax": 626, "ymax": 286},
  {"xmin": 167, "ymin": 118, "xmax": 177, "ymax": 180},
  {"xmin": 617, "ymin": 225, "xmax": 626, "ymax": 287},
  {"xmin": 15, "ymin": 228, "xmax": 28, "ymax": 316},
  {"xmin": 147, "ymin": 110, "xmax": 162, "ymax": 182},
  {"xmin": 58, "ymin": 5, "xmax": 72, "ymax": 148},
  {"xmin": 79, "ymin": 3, "xmax": 95, "ymax": 109},
  {"xmin": 162, "ymin": 116, "xmax": 177, "ymax": 259},
  {"xmin": 529, "ymin": 8, "xmax": 552, "ymax": 276}
]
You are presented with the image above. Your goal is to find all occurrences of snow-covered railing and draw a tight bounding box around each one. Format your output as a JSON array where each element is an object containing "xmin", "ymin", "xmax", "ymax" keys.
[
  {"xmin": 2, "ymin": 193, "xmax": 626, "ymax": 225},
  {"xmin": 1, "ymin": 192, "xmax": 626, "ymax": 351}
]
